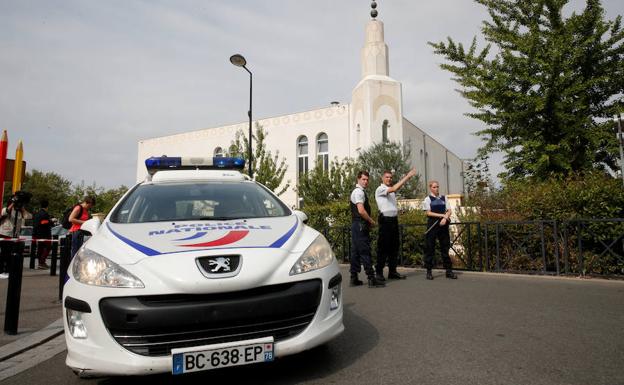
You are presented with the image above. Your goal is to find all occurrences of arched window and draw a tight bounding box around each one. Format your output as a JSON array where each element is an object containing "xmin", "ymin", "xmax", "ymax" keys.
[
  {"xmin": 214, "ymin": 147, "xmax": 224, "ymax": 157},
  {"xmin": 316, "ymin": 133, "xmax": 329, "ymax": 171},
  {"xmin": 297, "ymin": 136, "xmax": 309, "ymax": 175},
  {"xmin": 382, "ymin": 120, "xmax": 389, "ymax": 143}
]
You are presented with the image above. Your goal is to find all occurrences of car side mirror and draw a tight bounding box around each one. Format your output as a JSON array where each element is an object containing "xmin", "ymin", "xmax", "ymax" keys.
[
  {"xmin": 80, "ymin": 217, "xmax": 102, "ymax": 236},
  {"xmin": 292, "ymin": 210, "xmax": 308, "ymax": 224}
]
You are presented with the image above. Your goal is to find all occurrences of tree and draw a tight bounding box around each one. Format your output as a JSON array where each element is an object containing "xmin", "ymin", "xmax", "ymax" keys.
[
  {"xmin": 296, "ymin": 157, "xmax": 358, "ymax": 206},
  {"xmin": 464, "ymin": 153, "xmax": 494, "ymax": 197},
  {"xmin": 21, "ymin": 171, "xmax": 129, "ymax": 218},
  {"xmin": 22, "ymin": 170, "xmax": 73, "ymax": 218},
  {"xmin": 228, "ymin": 123, "xmax": 290, "ymax": 196},
  {"xmin": 429, "ymin": 0, "xmax": 624, "ymax": 180},
  {"xmin": 95, "ymin": 185, "xmax": 129, "ymax": 215},
  {"xmin": 357, "ymin": 141, "xmax": 423, "ymax": 198}
]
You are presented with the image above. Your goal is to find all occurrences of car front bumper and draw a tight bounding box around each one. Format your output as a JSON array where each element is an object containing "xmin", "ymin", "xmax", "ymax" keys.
[{"xmin": 63, "ymin": 269, "xmax": 343, "ymax": 376}]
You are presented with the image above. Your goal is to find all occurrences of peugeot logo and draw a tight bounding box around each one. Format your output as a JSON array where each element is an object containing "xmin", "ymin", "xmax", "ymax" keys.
[
  {"xmin": 208, "ymin": 257, "xmax": 231, "ymax": 272},
  {"xmin": 197, "ymin": 255, "xmax": 241, "ymax": 278}
]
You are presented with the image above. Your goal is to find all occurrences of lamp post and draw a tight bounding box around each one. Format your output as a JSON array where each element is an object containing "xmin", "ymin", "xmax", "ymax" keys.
[{"xmin": 230, "ymin": 54, "xmax": 253, "ymax": 179}]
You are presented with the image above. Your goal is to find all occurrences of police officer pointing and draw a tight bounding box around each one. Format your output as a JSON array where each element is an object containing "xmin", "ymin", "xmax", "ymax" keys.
[
  {"xmin": 350, "ymin": 171, "xmax": 385, "ymax": 288},
  {"xmin": 375, "ymin": 168, "xmax": 417, "ymax": 281}
]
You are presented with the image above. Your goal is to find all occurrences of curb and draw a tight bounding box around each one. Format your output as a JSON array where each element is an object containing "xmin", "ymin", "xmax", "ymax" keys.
[
  {"xmin": 0, "ymin": 318, "xmax": 64, "ymax": 362},
  {"xmin": 0, "ymin": 319, "xmax": 65, "ymax": 381}
]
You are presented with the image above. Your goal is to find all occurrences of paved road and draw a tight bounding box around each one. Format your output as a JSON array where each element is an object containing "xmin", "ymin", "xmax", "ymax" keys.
[{"xmin": 4, "ymin": 268, "xmax": 624, "ymax": 384}]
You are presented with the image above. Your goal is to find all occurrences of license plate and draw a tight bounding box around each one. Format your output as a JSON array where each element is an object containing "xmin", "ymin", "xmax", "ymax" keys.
[{"xmin": 172, "ymin": 337, "xmax": 274, "ymax": 375}]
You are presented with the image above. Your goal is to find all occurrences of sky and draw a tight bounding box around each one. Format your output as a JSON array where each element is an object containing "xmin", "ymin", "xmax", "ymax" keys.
[{"xmin": 1, "ymin": 0, "xmax": 622, "ymax": 190}]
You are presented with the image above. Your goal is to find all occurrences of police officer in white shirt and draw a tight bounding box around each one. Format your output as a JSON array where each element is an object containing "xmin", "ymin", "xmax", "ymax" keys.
[
  {"xmin": 350, "ymin": 171, "xmax": 385, "ymax": 288},
  {"xmin": 374, "ymin": 168, "xmax": 417, "ymax": 281}
]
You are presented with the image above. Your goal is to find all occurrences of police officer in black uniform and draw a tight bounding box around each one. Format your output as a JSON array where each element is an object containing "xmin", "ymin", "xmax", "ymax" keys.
[
  {"xmin": 422, "ymin": 180, "xmax": 457, "ymax": 280},
  {"xmin": 350, "ymin": 171, "xmax": 385, "ymax": 288}
]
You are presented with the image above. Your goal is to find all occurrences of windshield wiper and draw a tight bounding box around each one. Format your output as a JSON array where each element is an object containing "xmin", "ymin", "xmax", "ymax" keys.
[{"xmin": 199, "ymin": 216, "xmax": 244, "ymax": 220}]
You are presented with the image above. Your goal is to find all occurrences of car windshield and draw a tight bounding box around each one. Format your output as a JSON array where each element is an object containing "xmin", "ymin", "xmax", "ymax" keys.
[{"xmin": 110, "ymin": 181, "xmax": 291, "ymax": 223}]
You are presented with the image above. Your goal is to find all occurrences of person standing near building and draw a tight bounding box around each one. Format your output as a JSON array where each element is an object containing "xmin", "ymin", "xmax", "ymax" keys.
[
  {"xmin": 375, "ymin": 168, "xmax": 417, "ymax": 281},
  {"xmin": 350, "ymin": 171, "xmax": 385, "ymax": 288},
  {"xmin": 69, "ymin": 196, "xmax": 95, "ymax": 258},
  {"xmin": 33, "ymin": 199, "xmax": 53, "ymax": 269},
  {"xmin": 422, "ymin": 180, "xmax": 457, "ymax": 280}
]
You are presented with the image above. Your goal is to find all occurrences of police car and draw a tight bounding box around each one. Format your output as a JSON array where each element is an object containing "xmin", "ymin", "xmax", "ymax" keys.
[{"xmin": 63, "ymin": 156, "xmax": 343, "ymax": 377}]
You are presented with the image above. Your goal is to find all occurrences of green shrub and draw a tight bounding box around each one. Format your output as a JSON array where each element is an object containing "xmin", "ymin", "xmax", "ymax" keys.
[{"xmin": 460, "ymin": 172, "xmax": 624, "ymax": 275}]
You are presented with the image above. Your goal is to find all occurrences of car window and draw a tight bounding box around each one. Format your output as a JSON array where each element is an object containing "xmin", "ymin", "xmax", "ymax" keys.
[
  {"xmin": 110, "ymin": 181, "xmax": 291, "ymax": 223},
  {"xmin": 20, "ymin": 227, "xmax": 33, "ymax": 236},
  {"xmin": 51, "ymin": 226, "xmax": 68, "ymax": 237}
]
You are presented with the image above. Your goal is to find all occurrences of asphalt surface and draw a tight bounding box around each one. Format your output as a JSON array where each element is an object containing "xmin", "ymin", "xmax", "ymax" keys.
[{"xmin": 2, "ymin": 267, "xmax": 624, "ymax": 384}]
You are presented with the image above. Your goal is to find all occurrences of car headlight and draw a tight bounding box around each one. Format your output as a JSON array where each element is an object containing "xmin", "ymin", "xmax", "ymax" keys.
[
  {"xmin": 72, "ymin": 248, "xmax": 144, "ymax": 288},
  {"xmin": 290, "ymin": 235, "xmax": 335, "ymax": 275}
]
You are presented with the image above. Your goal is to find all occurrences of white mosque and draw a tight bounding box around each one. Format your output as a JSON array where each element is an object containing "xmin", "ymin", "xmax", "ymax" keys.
[{"xmin": 136, "ymin": 3, "xmax": 466, "ymax": 208}]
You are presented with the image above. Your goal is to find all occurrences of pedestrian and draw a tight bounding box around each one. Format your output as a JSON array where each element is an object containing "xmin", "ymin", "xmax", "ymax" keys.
[
  {"xmin": 375, "ymin": 167, "xmax": 417, "ymax": 281},
  {"xmin": 422, "ymin": 180, "xmax": 457, "ymax": 280},
  {"xmin": 0, "ymin": 193, "xmax": 30, "ymax": 239},
  {"xmin": 0, "ymin": 192, "xmax": 31, "ymax": 276},
  {"xmin": 350, "ymin": 171, "xmax": 385, "ymax": 288},
  {"xmin": 33, "ymin": 199, "xmax": 53, "ymax": 270},
  {"xmin": 69, "ymin": 196, "xmax": 95, "ymax": 258}
]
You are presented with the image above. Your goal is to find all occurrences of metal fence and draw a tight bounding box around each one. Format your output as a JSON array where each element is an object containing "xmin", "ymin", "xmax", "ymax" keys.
[{"xmin": 323, "ymin": 218, "xmax": 624, "ymax": 276}]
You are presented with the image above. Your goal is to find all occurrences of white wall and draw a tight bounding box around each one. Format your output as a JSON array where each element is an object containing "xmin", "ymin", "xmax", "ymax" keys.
[
  {"xmin": 402, "ymin": 118, "xmax": 426, "ymax": 191},
  {"xmin": 137, "ymin": 104, "xmax": 351, "ymax": 207},
  {"xmin": 447, "ymin": 152, "xmax": 465, "ymax": 196}
]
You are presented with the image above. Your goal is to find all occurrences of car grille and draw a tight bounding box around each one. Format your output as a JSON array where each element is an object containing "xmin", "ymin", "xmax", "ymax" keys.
[{"xmin": 99, "ymin": 279, "xmax": 322, "ymax": 357}]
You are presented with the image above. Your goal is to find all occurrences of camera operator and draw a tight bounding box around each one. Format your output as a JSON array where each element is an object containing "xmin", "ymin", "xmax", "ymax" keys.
[
  {"xmin": 0, "ymin": 191, "xmax": 32, "ymax": 239},
  {"xmin": 0, "ymin": 191, "xmax": 32, "ymax": 277}
]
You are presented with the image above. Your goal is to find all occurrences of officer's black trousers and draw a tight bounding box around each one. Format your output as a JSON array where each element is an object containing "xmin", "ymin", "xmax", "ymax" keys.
[
  {"xmin": 376, "ymin": 215, "xmax": 399, "ymax": 274},
  {"xmin": 424, "ymin": 222, "xmax": 452, "ymax": 271},
  {"xmin": 350, "ymin": 221, "xmax": 374, "ymax": 278}
]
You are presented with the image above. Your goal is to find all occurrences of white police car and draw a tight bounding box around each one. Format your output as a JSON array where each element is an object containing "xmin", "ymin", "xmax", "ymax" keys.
[{"xmin": 63, "ymin": 157, "xmax": 343, "ymax": 377}]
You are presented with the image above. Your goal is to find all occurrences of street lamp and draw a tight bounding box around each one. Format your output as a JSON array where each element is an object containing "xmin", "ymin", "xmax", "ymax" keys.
[{"xmin": 230, "ymin": 54, "xmax": 253, "ymax": 179}]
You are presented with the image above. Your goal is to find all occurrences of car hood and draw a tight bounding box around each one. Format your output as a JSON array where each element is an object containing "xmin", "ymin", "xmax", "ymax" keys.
[{"xmin": 90, "ymin": 216, "xmax": 304, "ymax": 265}]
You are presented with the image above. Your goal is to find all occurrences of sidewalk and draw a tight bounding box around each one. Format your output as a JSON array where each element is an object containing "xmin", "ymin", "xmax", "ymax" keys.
[{"xmin": 0, "ymin": 261, "xmax": 65, "ymax": 380}]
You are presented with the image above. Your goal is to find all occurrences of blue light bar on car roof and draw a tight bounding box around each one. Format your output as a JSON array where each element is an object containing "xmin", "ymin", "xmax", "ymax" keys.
[{"xmin": 145, "ymin": 156, "xmax": 245, "ymax": 175}]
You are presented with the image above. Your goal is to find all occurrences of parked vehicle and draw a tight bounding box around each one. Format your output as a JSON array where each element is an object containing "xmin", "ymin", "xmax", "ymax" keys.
[
  {"xmin": 19, "ymin": 225, "xmax": 33, "ymax": 255},
  {"xmin": 51, "ymin": 224, "xmax": 69, "ymax": 239}
]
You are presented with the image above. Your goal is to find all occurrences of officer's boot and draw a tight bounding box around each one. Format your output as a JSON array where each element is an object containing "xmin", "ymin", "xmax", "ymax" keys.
[
  {"xmin": 350, "ymin": 274, "xmax": 363, "ymax": 286},
  {"xmin": 367, "ymin": 275, "xmax": 386, "ymax": 288},
  {"xmin": 445, "ymin": 270, "xmax": 458, "ymax": 279},
  {"xmin": 375, "ymin": 268, "xmax": 386, "ymax": 282},
  {"xmin": 426, "ymin": 269, "xmax": 434, "ymax": 280}
]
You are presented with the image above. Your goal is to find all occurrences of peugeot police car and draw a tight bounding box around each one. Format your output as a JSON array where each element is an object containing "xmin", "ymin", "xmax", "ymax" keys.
[{"xmin": 63, "ymin": 156, "xmax": 344, "ymax": 377}]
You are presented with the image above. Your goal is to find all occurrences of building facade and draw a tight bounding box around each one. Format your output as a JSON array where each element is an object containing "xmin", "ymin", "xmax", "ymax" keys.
[{"xmin": 137, "ymin": 11, "xmax": 465, "ymax": 207}]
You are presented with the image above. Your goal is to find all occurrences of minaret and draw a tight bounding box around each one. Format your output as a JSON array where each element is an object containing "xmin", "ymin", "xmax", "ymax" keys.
[
  {"xmin": 361, "ymin": 1, "xmax": 389, "ymax": 78},
  {"xmin": 350, "ymin": 1, "xmax": 404, "ymax": 155}
]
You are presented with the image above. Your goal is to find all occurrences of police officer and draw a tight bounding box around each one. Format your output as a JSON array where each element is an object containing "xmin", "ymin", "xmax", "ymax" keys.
[
  {"xmin": 350, "ymin": 171, "xmax": 384, "ymax": 288},
  {"xmin": 375, "ymin": 168, "xmax": 417, "ymax": 281},
  {"xmin": 422, "ymin": 180, "xmax": 457, "ymax": 280}
]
